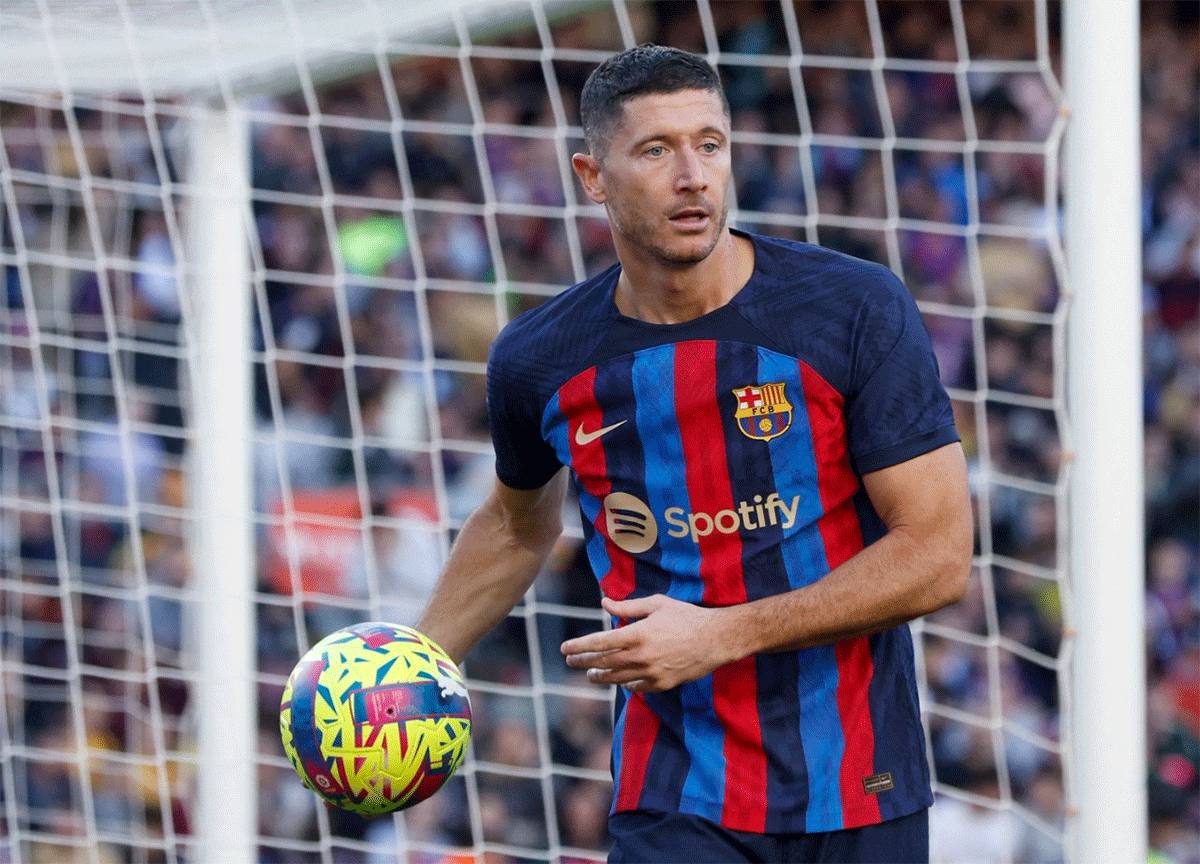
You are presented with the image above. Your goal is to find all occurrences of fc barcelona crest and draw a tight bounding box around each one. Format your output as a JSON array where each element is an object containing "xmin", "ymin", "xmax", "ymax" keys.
[{"xmin": 732, "ymin": 382, "xmax": 793, "ymax": 441}]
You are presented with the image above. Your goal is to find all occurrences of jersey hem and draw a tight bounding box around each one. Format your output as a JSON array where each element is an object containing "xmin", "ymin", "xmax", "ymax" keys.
[
  {"xmin": 615, "ymin": 789, "xmax": 935, "ymax": 835},
  {"xmin": 854, "ymin": 422, "xmax": 960, "ymax": 475}
]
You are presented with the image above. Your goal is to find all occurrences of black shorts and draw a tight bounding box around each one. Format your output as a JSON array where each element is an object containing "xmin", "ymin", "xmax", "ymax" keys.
[{"xmin": 607, "ymin": 807, "xmax": 929, "ymax": 864}]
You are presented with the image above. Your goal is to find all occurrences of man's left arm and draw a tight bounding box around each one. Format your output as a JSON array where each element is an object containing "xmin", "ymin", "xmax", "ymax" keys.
[{"xmin": 562, "ymin": 441, "xmax": 973, "ymax": 691}]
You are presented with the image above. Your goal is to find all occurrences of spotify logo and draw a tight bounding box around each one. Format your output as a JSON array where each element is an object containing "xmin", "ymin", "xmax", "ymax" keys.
[
  {"xmin": 600, "ymin": 489, "xmax": 803, "ymax": 555},
  {"xmin": 602, "ymin": 492, "xmax": 658, "ymax": 554}
]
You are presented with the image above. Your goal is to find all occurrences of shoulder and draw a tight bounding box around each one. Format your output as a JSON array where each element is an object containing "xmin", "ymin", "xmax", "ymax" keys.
[
  {"xmin": 735, "ymin": 233, "xmax": 911, "ymax": 350},
  {"xmin": 747, "ymin": 232, "xmax": 905, "ymax": 303},
  {"xmin": 488, "ymin": 265, "xmax": 618, "ymax": 384}
]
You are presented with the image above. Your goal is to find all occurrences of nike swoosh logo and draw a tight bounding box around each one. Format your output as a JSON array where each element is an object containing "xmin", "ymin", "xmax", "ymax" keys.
[{"xmin": 574, "ymin": 420, "xmax": 627, "ymax": 446}]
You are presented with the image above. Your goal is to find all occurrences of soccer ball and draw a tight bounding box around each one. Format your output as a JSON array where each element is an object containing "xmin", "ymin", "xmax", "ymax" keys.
[{"xmin": 279, "ymin": 622, "xmax": 471, "ymax": 815}]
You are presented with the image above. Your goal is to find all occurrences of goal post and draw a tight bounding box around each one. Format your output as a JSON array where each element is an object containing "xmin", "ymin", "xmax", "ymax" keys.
[
  {"xmin": 185, "ymin": 101, "xmax": 257, "ymax": 864},
  {"xmin": 1063, "ymin": 1, "xmax": 1145, "ymax": 862}
]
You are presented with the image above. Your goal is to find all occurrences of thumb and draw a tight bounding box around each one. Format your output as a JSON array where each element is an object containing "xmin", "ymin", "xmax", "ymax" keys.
[{"xmin": 601, "ymin": 594, "xmax": 664, "ymax": 620}]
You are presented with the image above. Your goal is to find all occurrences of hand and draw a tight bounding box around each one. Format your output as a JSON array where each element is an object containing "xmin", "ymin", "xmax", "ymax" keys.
[{"xmin": 560, "ymin": 595, "xmax": 742, "ymax": 693}]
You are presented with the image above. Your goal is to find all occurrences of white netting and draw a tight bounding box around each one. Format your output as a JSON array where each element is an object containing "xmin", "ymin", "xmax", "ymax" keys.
[{"xmin": 2, "ymin": 1, "xmax": 1195, "ymax": 863}]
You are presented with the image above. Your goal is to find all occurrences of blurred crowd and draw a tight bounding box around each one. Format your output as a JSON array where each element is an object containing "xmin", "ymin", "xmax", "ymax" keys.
[{"xmin": 1, "ymin": 1, "xmax": 1196, "ymax": 863}]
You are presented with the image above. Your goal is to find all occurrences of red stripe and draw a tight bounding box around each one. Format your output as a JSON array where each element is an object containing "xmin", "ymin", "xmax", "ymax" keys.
[
  {"xmin": 673, "ymin": 341, "xmax": 767, "ymax": 829},
  {"xmin": 799, "ymin": 361, "xmax": 881, "ymax": 824},
  {"xmin": 558, "ymin": 367, "xmax": 635, "ymax": 600},
  {"xmin": 673, "ymin": 342, "xmax": 743, "ymax": 605},
  {"xmin": 798, "ymin": 361, "xmax": 858, "ymax": 536},
  {"xmin": 835, "ymin": 638, "xmax": 881, "ymax": 824},
  {"xmin": 615, "ymin": 694, "xmax": 660, "ymax": 810},
  {"xmin": 713, "ymin": 658, "xmax": 768, "ymax": 831}
]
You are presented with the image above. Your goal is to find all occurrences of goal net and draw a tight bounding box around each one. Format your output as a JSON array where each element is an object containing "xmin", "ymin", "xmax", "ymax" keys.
[{"xmin": 0, "ymin": 1, "xmax": 1151, "ymax": 862}]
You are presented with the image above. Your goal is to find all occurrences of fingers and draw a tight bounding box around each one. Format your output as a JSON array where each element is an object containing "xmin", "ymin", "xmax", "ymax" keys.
[
  {"xmin": 560, "ymin": 594, "xmax": 679, "ymax": 692},
  {"xmin": 586, "ymin": 665, "xmax": 657, "ymax": 691},
  {"xmin": 561, "ymin": 597, "xmax": 658, "ymax": 656},
  {"xmin": 561, "ymin": 629, "xmax": 631, "ymax": 658},
  {"xmin": 601, "ymin": 593, "xmax": 664, "ymax": 618},
  {"xmin": 564, "ymin": 647, "xmax": 623, "ymax": 668},
  {"xmin": 570, "ymin": 645, "xmax": 662, "ymax": 690}
]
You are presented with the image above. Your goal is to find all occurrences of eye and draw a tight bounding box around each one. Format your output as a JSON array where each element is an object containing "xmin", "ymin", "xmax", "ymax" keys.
[
  {"xmin": 700, "ymin": 141, "xmax": 721, "ymax": 154},
  {"xmin": 645, "ymin": 145, "xmax": 666, "ymax": 157}
]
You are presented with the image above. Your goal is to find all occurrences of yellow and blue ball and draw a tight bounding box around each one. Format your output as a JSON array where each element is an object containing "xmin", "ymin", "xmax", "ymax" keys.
[{"xmin": 279, "ymin": 622, "xmax": 471, "ymax": 815}]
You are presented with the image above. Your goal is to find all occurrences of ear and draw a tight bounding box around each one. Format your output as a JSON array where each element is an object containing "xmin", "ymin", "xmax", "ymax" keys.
[{"xmin": 571, "ymin": 152, "xmax": 606, "ymax": 204}]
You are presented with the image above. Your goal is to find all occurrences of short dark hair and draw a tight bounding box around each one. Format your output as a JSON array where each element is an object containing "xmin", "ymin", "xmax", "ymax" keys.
[{"xmin": 579, "ymin": 44, "xmax": 728, "ymax": 160}]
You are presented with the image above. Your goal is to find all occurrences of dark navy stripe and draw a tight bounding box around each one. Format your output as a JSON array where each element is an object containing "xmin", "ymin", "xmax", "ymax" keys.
[
  {"xmin": 866, "ymin": 627, "xmax": 930, "ymax": 821},
  {"xmin": 596, "ymin": 353, "xmax": 668, "ymax": 598},
  {"xmin": 641, "ymin": 690, "xmax": 691, "ymax": 811}
]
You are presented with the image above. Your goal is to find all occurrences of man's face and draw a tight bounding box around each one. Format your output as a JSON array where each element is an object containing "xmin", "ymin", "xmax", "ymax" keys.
[{"xmin": 590, "ymin": 88, "xmax": 733, "ymax": 267}]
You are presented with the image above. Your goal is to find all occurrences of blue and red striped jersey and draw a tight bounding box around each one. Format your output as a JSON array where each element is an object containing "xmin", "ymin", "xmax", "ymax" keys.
[{"xmin": 486, "ymin": 231, "xmax": 959, "ymax": 833}]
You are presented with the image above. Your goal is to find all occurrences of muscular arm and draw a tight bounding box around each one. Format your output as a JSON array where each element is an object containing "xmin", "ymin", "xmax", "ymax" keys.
[
  {"xmin": 731, "ymin": 440, "xmax": 972, "ymax": 653},
  {"xmin": 417, "ymin": 470, "xmax": 568, "ymax": 665},
  {"xmin": 563, "ymin": 442, "xmax": 973, "ymax": 690}
]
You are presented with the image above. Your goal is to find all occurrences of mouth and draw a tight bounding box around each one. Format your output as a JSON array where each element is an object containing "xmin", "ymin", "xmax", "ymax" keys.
[{"xmin": 668, "ymin": 207, "xmax": 711, "ymax": 229}]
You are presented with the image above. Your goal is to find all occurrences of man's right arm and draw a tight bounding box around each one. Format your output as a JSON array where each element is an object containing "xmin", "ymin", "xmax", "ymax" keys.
[{"xmin": 416, "ymin": 469, "xmax": 568, "ymax": 665}]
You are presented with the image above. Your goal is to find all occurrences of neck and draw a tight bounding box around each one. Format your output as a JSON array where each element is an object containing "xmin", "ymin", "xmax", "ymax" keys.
[{"xmin": 614, "ymin": 231, "xmax": 754, "ymax": 325}]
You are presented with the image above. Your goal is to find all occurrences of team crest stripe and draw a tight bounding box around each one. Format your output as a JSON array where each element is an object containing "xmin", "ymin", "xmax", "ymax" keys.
[
  {"xmin": 750, "ymin": 351, "xmax": 845, "ymax": 828},
  {"xmin": 673, "ymin": 340, "xmax": 770, "ymax": 829}
]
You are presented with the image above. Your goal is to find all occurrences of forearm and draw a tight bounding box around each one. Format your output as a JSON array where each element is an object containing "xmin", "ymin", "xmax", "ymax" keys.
[
  {"xmin": 416, "ymin": 474, "xmax": 565, "ymax": 664},
  {"xmin": 564, "ymin": 526, "xmax": 970, "ymax": 693},
  {"xmin": 722, "ymin": 520, "xmax": 971, "ymax": 659}
]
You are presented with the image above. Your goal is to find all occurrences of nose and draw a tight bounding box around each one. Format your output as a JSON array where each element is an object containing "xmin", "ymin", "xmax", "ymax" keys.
[{"xmin": 674, "ymin": 148, "xmax": 708, "ymax": 193}]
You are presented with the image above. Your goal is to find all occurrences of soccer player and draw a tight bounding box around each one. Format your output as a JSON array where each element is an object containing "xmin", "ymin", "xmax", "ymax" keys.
[{"xmin": 415, "ymin": 44, "xmax": 973, "ymax": 864}]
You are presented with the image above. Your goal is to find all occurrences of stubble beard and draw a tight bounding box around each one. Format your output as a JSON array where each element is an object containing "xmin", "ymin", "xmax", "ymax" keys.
[{"xmin": 615, "ymin": 203, "xmax": 729, "ymax": 267}]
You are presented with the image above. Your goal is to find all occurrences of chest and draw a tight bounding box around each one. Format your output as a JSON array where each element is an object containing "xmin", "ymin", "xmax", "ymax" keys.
[{"xmin": 542, "ymin": 341, "xmax": 849, "ymax": 512}]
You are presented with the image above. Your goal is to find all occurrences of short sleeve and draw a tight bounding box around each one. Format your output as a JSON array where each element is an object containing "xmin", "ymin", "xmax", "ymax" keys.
[
  {"xmin": 845, "ymin": 270, "xmax": 960, "ymax": 474},
  {"xmin": 486, "ymin": 335, "xmax": 563, "ymax": 490}
]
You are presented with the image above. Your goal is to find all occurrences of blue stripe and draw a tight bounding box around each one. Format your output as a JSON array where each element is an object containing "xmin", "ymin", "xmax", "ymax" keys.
[
  {"xmin": 543, "ymin": 390, "xmax": 570, "ymax": 467},
  {"xmin": 795, "ymin": 644, "xmax": 844, "ymax": 830},
  {"xmin": 288, "ymin": 657, "xmax": 352, "ymax": 803},
  {"xmin": 609, "ymin": 688, "xmax": 627, "ymax": 814},
  {"xmin": 630, "ymin": 346, "xmax": 703, "ymax": 603},
  {"xmin": 678, "ymin": 676, "xmax": 725, "ymax": 822},
  {"xmin": 758, "ymin": 349, "xmax": 845, "ymax": 830},
  {"xmin": 631, "ymin": 345, "xmax": 722, "ymax": 816}
]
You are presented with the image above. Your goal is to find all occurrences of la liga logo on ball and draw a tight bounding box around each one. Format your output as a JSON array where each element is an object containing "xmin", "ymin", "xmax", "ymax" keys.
[{"xmin": 280, "ymin": 622, "xmax": 471, "ymax": 815}]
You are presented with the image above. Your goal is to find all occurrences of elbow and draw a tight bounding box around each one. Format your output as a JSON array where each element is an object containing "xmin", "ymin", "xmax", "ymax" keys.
[
  {"xmin": 929, "ymin": 518, "xmax": 973, "ymax": 611},
  {"xmin": 533, "ymin": 511, "xmax": 565, "ymax": 551},
  {"xmin": 898, "ymin": 507, "xmax": 972, "ymax": 617},
  {"xmin": 938, "ymin": 556, "xmax": 971, "ymax": 608},
  {"xmin": 915, "ymin": 557, "xmax": 969, "ymax": 619}
]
